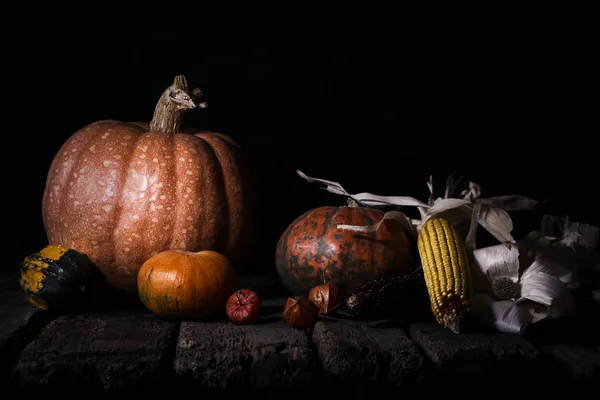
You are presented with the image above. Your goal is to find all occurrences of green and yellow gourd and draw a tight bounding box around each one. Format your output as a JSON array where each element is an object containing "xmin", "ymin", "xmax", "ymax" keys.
[{"xmin": 20, "ymin": 244, "xmax": 98, "ymax": 310}]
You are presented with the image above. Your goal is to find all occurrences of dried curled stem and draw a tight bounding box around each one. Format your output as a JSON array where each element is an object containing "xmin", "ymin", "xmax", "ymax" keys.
[{"xmin": 149, "ymin": 75, "xmax": 207, "ymax": 134}]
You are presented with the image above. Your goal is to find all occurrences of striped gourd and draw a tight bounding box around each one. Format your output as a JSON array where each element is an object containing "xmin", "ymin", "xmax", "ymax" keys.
[{"xmin": 417, "ymin": 217, "xmax": 471, "ymax": 333}]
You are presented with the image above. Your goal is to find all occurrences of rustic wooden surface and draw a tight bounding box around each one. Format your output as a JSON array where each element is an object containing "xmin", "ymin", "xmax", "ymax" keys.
[
  {"xmin": 174, "ymin": 298, "xmax": 321, "ymax": 388},
  {"xmin": 1, "ymin": 275, "xmax": 600, "ymax": 395},
  {"xmin": 312, "ymin": 319, "xmax": 427, "ymax": 386}
]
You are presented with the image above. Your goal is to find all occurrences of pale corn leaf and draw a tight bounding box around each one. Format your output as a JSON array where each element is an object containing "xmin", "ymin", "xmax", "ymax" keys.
[
  {"xmin": 427, "ymin": 206, "xmax": 473, "ymax": 243},
  {"xmin": 489, "ymin": 301, "xmax": 532, "ymax": 335},
  {"xmin": 296, "ymin": 169, "xmax": 349, "ymax": 196},
  {"xmin": 465, "ymin": 203, "xmax": 481, "ymax": 252},
  {"xmin": 353, "ymin": 194, "xmax": 428, "ymax": 208},
  {"xmin": 336, "ymin": 223, "xmax": 378, "ymax": 233},
  {"xmin": 519, "ymin": 231, "xmax": 578, "ymax": 285},
  {"xmin": 477, "ymin": 204, "xmax": 516, "ymax": 246},
  {"xmin": 337, "ymin": 210, "xmax": 417, "ymax": 238},
  {"xmin": 541, "ymin": 215, "xmax": 599, "ymax": 250},
  {"xmin": 297, "ymin": 169, "xmax": 533, "ymax": 252},
  {"xmin": 470, "ymin": 294, "xmax": 532, "ymax": 335},
  {"xmin": 531, "ymin": 254, "xmax": 575, "ymax": 285},
  {"xmin": 518, "ymin": 301, "xmax": 548, "ymax": 324},
  {"xmin": 427, "ymin": 176, "xmax": 434, "ymax": 206},
  {"xmin": 563, "ymin": 220, "xmax": 600, "ymax": 251},
  {"xmin": 425, "ymin": 198, "xmax": 472, "ymax": 218},
  {"xmin": 416, "ymin": 206, "xmax": 429, "ymax": 222},
  {"xmin": 460, "ymin": 181, "xmax": 481, "ymax": 200},
  {"xmin": 520, "ymin": 230, "xmax": 555, "ymax": 249},
  {"xmin": 443, "ymin": 175, "xmax": 451, "ymax": 199},
  {"xmin": 420, "ymin": 200, "xmax": 473, "ymax": 241},
  {"xmin": 520, "ymin": 231, "xmax": 555, "ymax": 261},
  {"xmin": 478, "ymin": 195, "xmax": 539, "ymax": 211},
  {"xmin": 412, "ymin": 219, "xmax": 424, "ymax": 232},
  {"xmin": 444, "ymin": 174, "xmax": 462, "ymax": 199},
  {"xmin": 472, "ymin": 243, "xmax": 520, "ymax": 282},
  {"xmin": 541, "ymin": 215, "xmax": 563, "ymax": 238},
  {"xmin": 522, "ymin": 230, "xmax": 545, "ymax": 241},
  {"xmin": 518, "ymin": 263, "xmax": 574, "ymax": 321},
  {"xmin": 296, "ymin": 170, "xmax": 428, "ymax": 208}
]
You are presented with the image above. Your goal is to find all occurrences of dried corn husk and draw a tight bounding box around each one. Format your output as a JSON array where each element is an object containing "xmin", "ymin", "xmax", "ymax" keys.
[
  {"xmin": 296, "ymin": 170, "xmax": 538, "ymax": 253},
  {"xmin": 470, "ymin": 239, "xmax": 577, "ymax": 334},
  {"xmin": 296, "ymin": 169, "xmax": 598, "ymax": 334},
  {"xmin": 470, "ymin": 214, "xmax": 600, "ymax": 334},
  {"xmin": 521, "ymin": 215, "xmax": 600, "ymax": 289},
  {"xmin": 470, "ymin": 294, "xmax": 533, "ymax": 335}
]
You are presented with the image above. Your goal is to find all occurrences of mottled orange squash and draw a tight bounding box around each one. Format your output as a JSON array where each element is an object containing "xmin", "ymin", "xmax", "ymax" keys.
[{"xmin": 275, "ymin": 202, "xmax": 417, "ymax": 296}]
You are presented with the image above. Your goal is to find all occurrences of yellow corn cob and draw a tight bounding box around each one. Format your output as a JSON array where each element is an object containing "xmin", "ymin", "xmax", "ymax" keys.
[{"xmin": 417, "ymin": 217, "xmax": 471, "ymax": 333}]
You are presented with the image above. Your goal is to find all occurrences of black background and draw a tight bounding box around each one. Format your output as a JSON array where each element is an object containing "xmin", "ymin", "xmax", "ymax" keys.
[{"xmin": 8, "ymin": 3, "xmax": 596, "ymax": 280}]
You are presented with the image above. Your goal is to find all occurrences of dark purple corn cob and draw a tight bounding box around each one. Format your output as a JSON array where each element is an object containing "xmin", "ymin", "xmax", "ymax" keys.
[{"xmin": 344, "ymin": 272, "xmax": 432, "ymax": 321}]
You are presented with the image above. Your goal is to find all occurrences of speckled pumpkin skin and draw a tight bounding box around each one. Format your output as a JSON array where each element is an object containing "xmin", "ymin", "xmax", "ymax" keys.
[
  {"xmin": 42, "ymin": 120, "xmax": 257, "ymax": 294},
  {"xmin": 275, "ymin": 205, "xmax": 417, "ymax": 296}
]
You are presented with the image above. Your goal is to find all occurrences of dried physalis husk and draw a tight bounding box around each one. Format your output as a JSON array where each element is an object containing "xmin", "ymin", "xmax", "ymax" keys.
[
  {"xmin": 308, "ymin": 283, "xmax": 344, "ymax": 316},
  {"xmin": 283, "ymin": 296, "xmax": 319, "ymax": 330}
]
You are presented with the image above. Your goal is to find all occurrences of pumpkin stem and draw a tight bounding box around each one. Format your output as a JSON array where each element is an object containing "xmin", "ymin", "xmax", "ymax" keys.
[{"xmin": 149, "ymin": 75, "xmax": 207, "ymax": 134}]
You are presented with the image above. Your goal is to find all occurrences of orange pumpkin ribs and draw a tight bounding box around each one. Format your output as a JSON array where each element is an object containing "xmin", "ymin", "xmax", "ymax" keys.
[{"xmin": 41, "ymin": 76, "xmax": 257, "ymax": 294}]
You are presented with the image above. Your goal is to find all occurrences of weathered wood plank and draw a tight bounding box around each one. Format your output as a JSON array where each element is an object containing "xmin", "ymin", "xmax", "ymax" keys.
[
  {"xmin": 541, "ymin": 344, "xmax": 600, "ymax": 382},
  {"xmin": 11, "ymin": 308, "xmax": 178, "ymax": 392},
  {"xmin": 0, "ymin": 290, "xmax": 55, "ymax": 388},
  {"xmin": 409, "ymin": 323, "xmax": 542, "ymax": 384},
  {"xmin": 0, "ymin": 292, "xmax": 42, "ymax": 355},
  {"xmin": 174, "ymin": 298, "xmax": 321, "ymax": 388},
  {"xmin": 312, "ymin": 319, "xmax": 427, "ymax": 386},
  {"xmin": 522, "ymin": 296, "xmax": 600, "ymax": 385}
]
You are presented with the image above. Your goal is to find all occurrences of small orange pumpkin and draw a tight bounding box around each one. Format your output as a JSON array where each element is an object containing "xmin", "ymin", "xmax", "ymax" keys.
[{"xmin": 137, "ymin": 249, "xmax": 237, "ymax": 318}]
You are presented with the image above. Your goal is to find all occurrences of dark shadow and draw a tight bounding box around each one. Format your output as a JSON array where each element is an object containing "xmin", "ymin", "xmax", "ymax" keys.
[
  {"xmin": 169, "ymin": 311, "xmax": 229, "ymax": 324},
  {"xmin": 259, "ymin": 304, "xmax": 284, "ymax": 314},
  {"xmin": 254, "ymin": 316, "xmax": 281, "ymax": 325},
  {"xmin": 76, "ymin": 289, "xmax": 146, "ymax": 314}
]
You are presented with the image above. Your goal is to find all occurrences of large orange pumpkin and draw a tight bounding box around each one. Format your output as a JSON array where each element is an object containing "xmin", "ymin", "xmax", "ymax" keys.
[
  {"xmin": 42, "ymin": 76, "xmax": 257, "ymax": 294},
  {"xmin": 275, "ymin": 201, "xmax": 417, "ymax": 296}
]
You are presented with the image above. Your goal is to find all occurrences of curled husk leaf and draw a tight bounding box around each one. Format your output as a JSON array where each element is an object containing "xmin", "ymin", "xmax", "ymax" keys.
[
  {"xmin": 296, "ymin": 169, "xmax": 539, "ymax": 253},
  {"xmin": 309, "ymin": 283, "xmax": 344, "ymax": 316},
  {"xmin": 283, "ymin": 296, "xmax": 319, "ymax": 330},
  {"xmin": 470, "ymin": 239, "xmax": 576, "ymax": 334}
]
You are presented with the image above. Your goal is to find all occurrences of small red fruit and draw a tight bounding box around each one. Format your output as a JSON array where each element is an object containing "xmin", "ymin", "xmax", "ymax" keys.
[{"xmin": 225, "ymin": 289, "xmax": 262, "ymax": 325}]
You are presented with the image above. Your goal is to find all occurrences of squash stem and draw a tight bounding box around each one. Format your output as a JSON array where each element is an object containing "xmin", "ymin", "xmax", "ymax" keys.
[
  {"xmin": 346, "ymin": 198, "xmax": 359, "ymax": 207},
  {"xmin": 149, "ymin": 75, "xmax": 207, "ymax": 134}
]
